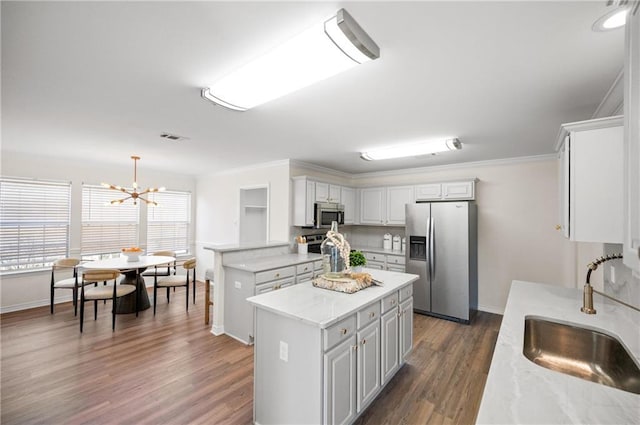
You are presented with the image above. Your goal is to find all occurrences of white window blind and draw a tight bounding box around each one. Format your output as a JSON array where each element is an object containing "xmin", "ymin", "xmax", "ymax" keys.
[
  {"xmin": 0, "ymin": 177, "xmax": 71, "ymax": 273},
  {"xmin": 82, "ymin": 184, "xmax": 139, "ymax": 256},
  {"xmin": 147, "ymin": 190, "xmax": 191, "ymax": 254}
]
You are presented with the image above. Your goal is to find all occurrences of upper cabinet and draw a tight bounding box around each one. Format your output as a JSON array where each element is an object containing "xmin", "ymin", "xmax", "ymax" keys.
[
  {"xmin": 414, "ymin": 181, "xmax": 475, "ymax": 201},
  {"xmin": 359, "ymin": 186, "xmax": 414, "ymax": 226},
  {"xmin": 557, "ymin": 116, "xmax": 624, "ymax": 243},
  {"xmin": 623, "ymin": 7, "xmax": 640, "ymax": 272},
  {"xmin": 341, "ymin": 187, "xmax": 356, "ymax": 225},
  {"xmin": 316, "ymin": 182, "xmax": 341, "ymax": 203}
]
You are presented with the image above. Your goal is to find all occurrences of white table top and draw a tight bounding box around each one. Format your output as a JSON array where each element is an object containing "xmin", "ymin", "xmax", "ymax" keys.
[
  {"xmin": 82, "ymin": 255, "xmax": 175, "ymax": 270},
  {"xmin": 476, "ymin": 280, "xmax": 640, "ymax": 424},
  {"xmin": 247, "ymin": 268, "xmax": 419, "ymax": 329}
]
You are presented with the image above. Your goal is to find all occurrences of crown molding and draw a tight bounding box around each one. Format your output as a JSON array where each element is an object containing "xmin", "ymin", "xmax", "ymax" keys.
[
  {"xmin": 205, "ymin": 159, "xmax": 291, "ymax": 177},
  {"xmin": 349, "ymin": 154, "xmax": 558, "ymax": 180},
  {"xmin": 289, "ymin": 159, "xmax": 352, "ymax": 179}
]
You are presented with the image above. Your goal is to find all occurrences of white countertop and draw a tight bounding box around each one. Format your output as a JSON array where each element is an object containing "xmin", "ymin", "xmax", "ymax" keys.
[
  {"xmin": 225, "ymin": 253, "xmax": 322, "ymax": 273},
  {"xmin": 203, "ymin": 241, "xmax": 289, "ymax": 253},
  {"xmin": 476, "ymin": 280, "xmax": 640, "ymax": 424},
  {"xmin": 247, "ymin": 268, "xmax": 419, "ymax": 328}
]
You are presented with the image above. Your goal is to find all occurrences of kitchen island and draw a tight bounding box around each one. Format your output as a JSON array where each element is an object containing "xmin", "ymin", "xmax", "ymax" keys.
[
  {"xmin": 247, "ymin": 268, "xmax": 418, "ymax": 425},
  {"xmin": 476, "ymin": 280, "xmax": 640, "ymax": 424}
]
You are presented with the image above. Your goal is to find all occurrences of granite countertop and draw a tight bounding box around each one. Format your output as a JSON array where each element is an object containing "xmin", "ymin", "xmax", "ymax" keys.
[
  {"xmin": 476, "ymin": 280, "xmax": 640, "ymax": 424},
  {"xmin": 247, "ymin": 268, "xmax": 419, "ymax": 328},
  {"xmin": 352, "ymin": 246, "xmax": 406, "ymax": 256},
  {"xmin": 225, "ymin": 253, "xmax": 322, "ymax": 273},
  {"xmin": 203, "ymin": 241, "xmax": 289, "ymax": 253}
]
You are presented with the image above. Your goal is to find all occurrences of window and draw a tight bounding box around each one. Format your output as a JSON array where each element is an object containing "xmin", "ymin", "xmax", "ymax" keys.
[
  {"xmin": 82, "ymin": 184, "xmax": 139, "ymax": 259},
  {"xmin": 147, "ymin": 190, "xmax": 191, "ymax": 254},
  {"xmin": 0, "ymin": 177, "xmax": 71, "ymax": 273}
]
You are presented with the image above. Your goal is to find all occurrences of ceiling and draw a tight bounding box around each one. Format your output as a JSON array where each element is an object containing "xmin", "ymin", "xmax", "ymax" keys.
[{"xmin": 1, "ymin": 1, "xmax": 625, "ymax": 176}]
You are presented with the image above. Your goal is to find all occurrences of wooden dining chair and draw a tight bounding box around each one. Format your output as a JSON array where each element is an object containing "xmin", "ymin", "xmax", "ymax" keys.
[
  {"xmin": 153, "ymin": 258, "xmax": 196, "ymax": 315},
  {"xmin": 50, "ymin": 258, "xmax": 84, "ymax": 315},
  {"xmin": 80, "ymin": 269, "xmax": 137, "ymax": 332}
]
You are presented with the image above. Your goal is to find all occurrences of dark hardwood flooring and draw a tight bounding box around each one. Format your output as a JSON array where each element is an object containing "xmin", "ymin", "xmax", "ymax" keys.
[{"xmin": 1, "ymin": 282, "xmax": 502, "ymax": 424}]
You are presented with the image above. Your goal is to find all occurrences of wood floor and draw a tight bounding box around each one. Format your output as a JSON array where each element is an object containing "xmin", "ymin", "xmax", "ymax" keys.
[{"xmin": 1, "ymin": 282, "xmax": 502, "ymax": 425}]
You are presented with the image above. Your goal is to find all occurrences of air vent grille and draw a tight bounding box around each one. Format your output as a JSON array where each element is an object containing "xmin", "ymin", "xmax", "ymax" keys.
[{"xmin": 160, "ymin": 133, "xmax": 188, "ymax": 141}]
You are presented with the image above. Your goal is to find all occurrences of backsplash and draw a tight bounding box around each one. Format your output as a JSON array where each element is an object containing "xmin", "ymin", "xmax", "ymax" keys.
[
  {"xmin": 348, "ymin": 225, "xmax": 405, "ymax": 249},
  {"xmin": 603, "ymin": 243, "xmax": 640, "ymax": 308}
]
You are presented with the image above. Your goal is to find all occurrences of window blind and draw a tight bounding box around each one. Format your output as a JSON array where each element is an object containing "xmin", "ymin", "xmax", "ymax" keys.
[
  {"xmin": 82, "ymin": 184, "xmax": 139, "ymax": 256},
  {"xmin": 147, "ymin": 190, "xmax": 191, "ymax": 254},
  {"xmin": 0, "ymin": 177, "xmax": 71, "ymax": 272}
]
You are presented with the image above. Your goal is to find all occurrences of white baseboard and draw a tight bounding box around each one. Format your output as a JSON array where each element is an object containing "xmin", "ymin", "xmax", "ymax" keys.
[
  {"xmin": 477, "ymin": 304, "xmax": 504, "ymax": 315},
  {"xmin": 211, "ymin": 324, "xmax": 225, "ymax": 336}
]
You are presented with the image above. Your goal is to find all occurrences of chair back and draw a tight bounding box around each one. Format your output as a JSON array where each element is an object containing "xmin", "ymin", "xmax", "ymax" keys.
[
  {"xmin": 53, "ymin": 258, "xmax": 80, "ymax": 269},
  {"xmin": 183, "ymin": 258, "xmax": 196, "ymax": 270},
  {"xmin": 152, "ymin": 250, "xmax": 176, "ymax": 258},
  {"xmin": 83, "ymin": 269, "xmax": 120, "ymax": 282}
]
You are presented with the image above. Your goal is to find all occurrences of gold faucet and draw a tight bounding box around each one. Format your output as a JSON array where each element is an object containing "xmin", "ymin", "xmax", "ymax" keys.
[{"xmin": 581, "ymin": 253, "xmax": 640, "ymax": 314}]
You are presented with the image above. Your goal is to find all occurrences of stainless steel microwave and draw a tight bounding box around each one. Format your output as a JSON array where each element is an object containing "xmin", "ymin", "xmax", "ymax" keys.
[{"xmin": 314, "ymin": 202, "xmax": 345, "ymax": 228}]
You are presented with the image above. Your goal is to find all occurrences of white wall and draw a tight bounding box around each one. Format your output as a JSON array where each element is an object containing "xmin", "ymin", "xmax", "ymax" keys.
[
  {"xmin": 0, "ymin": 151, "xmax": 196, "ymax": 312},
  {"xmin": 195, "ymin": 160, "xmax": 291, "ymax": 279}
]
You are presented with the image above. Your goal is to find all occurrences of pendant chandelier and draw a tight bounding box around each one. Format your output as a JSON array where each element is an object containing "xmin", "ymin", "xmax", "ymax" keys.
[{"xmin": 101, "ymin": 156, "xmax": 165, "ymax": 206}]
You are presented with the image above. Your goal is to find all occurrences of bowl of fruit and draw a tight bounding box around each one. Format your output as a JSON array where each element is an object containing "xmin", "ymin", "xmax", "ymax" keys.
[{"xmin": 121, "ymin": 247, "xmax": 144, "ymax": 262}]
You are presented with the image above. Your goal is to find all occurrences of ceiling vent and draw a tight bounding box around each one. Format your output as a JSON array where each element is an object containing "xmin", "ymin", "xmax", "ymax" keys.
[{"xmin": 160, "ymin": 132, "xmax": 188, "ymax": 141}]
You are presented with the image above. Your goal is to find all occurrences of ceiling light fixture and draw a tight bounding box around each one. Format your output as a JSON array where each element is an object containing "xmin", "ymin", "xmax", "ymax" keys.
[
  {"xmin": 101, "ymin": 156, "xmax": 165, "ymax": 206},
  {"xmin": 201, "ymin": 8, "xmax": 379, "ymax": 111},
  {"xmin": 361, "ymin": 138, "xmax": 462, "ymax": 161},
  {"xmin": 592, "ymin": 1, "xmax": 632, "ymax": 31}
]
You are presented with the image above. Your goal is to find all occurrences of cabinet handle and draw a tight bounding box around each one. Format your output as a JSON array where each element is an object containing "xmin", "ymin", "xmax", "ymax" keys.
[
  {"xmin": 340, "ymin": 328, "xmax": 347, "ymax": 335},
  {"xmin": 362, "ymin": 339, "xmax": 366, "ymax": 345},
  {"xmin": 353, "ymin": 345, "xmax": 358, "ymax": 351},
  {"xmin": 369, "ymin": 312, "xmax": 375, "ymax": 319}
]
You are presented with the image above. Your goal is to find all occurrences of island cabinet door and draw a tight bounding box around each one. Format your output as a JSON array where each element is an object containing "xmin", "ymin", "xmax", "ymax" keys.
[
  {"xmin": 357, "ymin": 320, "xmax": 381, "ymax": 412},
  {"xmin": 324, "ymin": 335, "xmax": 357, "ymax": 425},
  {"xmin": 399, "ymin": 298, "xmax": 413, "ymax": 361},
  {"xmin": 381, "ymin": 308, "xmax": 400, "ymax": 385}
]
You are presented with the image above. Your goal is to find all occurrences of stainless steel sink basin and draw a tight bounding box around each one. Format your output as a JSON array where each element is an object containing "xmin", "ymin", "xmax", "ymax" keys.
[{"xmin": 523, "ymin": 316, "xmax": 640, "ymax": 394}]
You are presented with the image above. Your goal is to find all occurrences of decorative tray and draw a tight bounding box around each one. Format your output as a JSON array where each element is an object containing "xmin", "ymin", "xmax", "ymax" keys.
[{"xmin": 312, "ymin": 272, "xmax": 374, "ymax": 294}]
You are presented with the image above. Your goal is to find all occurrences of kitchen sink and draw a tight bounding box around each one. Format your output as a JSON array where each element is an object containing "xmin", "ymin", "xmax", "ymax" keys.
[{"xmin": 523, "ymin": 316, "xmax": 640, "ymax": 394}]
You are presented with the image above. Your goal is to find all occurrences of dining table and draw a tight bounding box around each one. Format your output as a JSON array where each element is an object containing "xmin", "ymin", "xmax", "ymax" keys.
[{"xmin": 82, "ymin": 255, "xmax": 175, "ymax": 314}]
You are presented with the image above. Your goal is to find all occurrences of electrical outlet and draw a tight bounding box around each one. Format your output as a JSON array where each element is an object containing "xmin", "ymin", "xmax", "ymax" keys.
[
  {"xmin": 234, "ymin": 281, "xmax": 241, "ymax": 289},
  {"xmin": 279, "ymin": 341, "xmax": 288, "ymax": 362},
  {"xmin": 610, "ymin": 265, "xmax": 616, "ymax": 284}
]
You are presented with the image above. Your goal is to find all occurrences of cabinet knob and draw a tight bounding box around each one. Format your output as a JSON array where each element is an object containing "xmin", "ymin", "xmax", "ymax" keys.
[
  {"xmin": 391, "ymin": 299, "xmax": 396, "ymax": 306},
  {"xmin": 369, "ymin": 312, "xmax": 375, "ymax": 319},
  {"xmin": 353, "ymin": 345, "xmax": 358, "ymax": 351},
  {"xmin": 555, "ymin": 224, "xmax": 561, "ymax": 231},
  {"xmin": 275, "ymin": 273, "xmax": 280, "ymax": 278},
  {"xmin": 361, "ymin": 339, "xmax": 366, "ymax": 345},
  {"xmin": 340, "ymin": 328, "xmax": 347, "ymax": 335}
]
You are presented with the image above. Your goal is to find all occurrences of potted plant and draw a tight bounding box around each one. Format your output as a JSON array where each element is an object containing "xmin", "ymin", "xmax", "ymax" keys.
[{"xmin": 349, "ymin": 250, "xmax": 367, "ymax": 272}]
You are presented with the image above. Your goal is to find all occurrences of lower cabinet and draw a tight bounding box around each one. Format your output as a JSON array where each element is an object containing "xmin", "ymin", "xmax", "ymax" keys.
[
  {"xmin": 381, "ymin": 308, "xmax": 399, "ymax": 384},
  {"xmin": 357, "ymin": 321, "xmax": 381, "ymax": 411},
  {"xmin": 399, "ymin": 298, "xmax": 413, "ymax": 360},
  {"xmin": 324, "ymin": 336, "xmax": 358, "ymax": 425}
]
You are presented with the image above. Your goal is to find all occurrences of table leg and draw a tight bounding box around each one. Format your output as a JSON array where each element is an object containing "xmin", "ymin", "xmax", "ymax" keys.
[{"xmin": 116, "ymin": 269, "xmax": 151, "ymax": 314}]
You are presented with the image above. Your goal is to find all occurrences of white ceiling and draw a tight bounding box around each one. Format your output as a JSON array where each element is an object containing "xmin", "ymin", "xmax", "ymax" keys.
[{"xmin": 1, "ymin": 1, "xmax": 625, "ymax": 176}]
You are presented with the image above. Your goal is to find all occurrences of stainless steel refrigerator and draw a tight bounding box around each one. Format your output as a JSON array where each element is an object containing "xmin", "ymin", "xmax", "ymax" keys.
[{"xmin": 405, "ymin": 202, "xmax": 477, "ymax": 323}]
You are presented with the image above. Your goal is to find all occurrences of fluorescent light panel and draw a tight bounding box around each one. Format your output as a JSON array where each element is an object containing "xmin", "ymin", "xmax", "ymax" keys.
[
  {"xmin": 202, "ymin": 9, "xmax": 379, "ymax": 111},
  {"xmin": 361, "ymin": 138, "xmax": 462, "ymax": 161}
]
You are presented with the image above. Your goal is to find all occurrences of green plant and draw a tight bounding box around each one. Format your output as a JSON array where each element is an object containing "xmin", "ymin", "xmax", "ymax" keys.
[{"xmin": 349, "ymin": 250, "xmax": 367, "ymax": 267}]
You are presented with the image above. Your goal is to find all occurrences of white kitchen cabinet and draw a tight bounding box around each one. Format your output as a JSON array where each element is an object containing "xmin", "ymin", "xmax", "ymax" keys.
[
  {"xmin": 356, "ymin": 320, "xmax": 381, "ymax": 412},
  {"xmin": 415, "ymin": 180, "xmax": 475, "ymax": 201},
  {"xmin": 381, "ymin": 307, "xmax": 399, "ymax": 385},
  {"xmin": 386, "ymin": 186, "xmax": 414, "ymax": 225},
  {"xmin": 360, "ymin": 187, "xmax": 386, "ymax": 225},
  {"xmin": 315, "ymin": 182, "xmax": 342, "ymax": 203},
  {"xmin": 362, "ymin": 251, "xmax": 406, "ymax": 272},
  {"xmin": 292, "ymin": 177, "xmax": 316, "ymax": 227},
  {"xmin": 623, "ymin": 7, "xmax": 640, "ymax": 273},
  {"xmin": 414, "ymin": 183, "xmax": 442, "ymax": 200},
  {"xmin": 557, "ymin": 116, "xmax": 624, "ymax": 243},
  {"xmin": 341, "ymin": 187, "xmax": 356, "ymax": 225},
  {"xmin": 399, "ymin": 298, "xmax": 413, "ymax": 361},
  {"xmin": 324, "ymin": 335, "xmax": 357, "ymax": 425}
]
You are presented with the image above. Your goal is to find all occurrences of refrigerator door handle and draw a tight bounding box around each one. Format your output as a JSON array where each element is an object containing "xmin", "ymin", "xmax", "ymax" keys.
[{"xmin": 430, "ymin": 216, "xmax": 436, "ymax": 280}]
